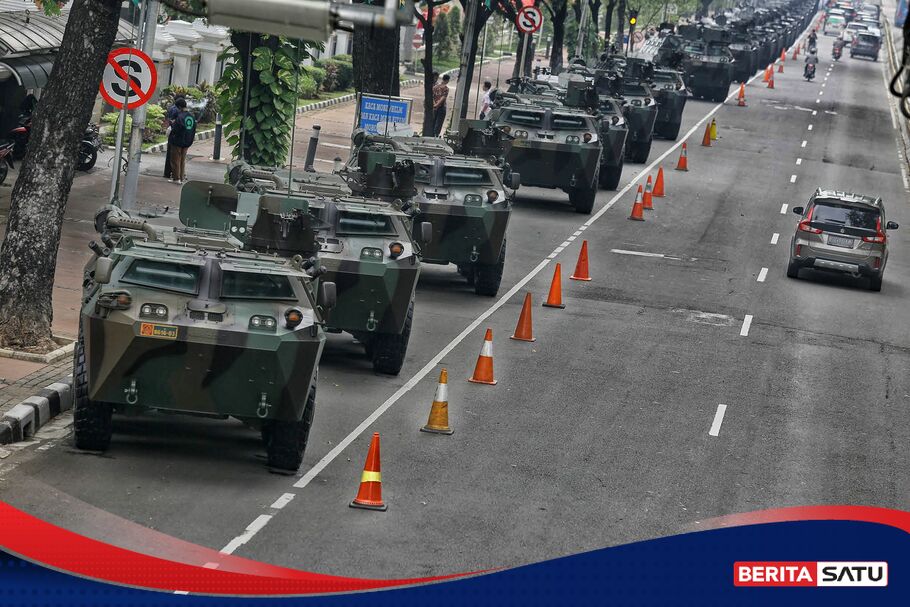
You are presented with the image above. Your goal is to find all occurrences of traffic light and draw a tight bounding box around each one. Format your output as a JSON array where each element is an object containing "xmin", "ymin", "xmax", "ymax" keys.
[{"xmin": 629, "ymin": 9, "xmax": 638, "ymax": 27}]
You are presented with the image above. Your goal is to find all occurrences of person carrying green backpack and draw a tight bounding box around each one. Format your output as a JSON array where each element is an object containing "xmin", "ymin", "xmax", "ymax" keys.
[{"xmin": 168, "ymin": 98, "xmax": 196, "ymax": 183}]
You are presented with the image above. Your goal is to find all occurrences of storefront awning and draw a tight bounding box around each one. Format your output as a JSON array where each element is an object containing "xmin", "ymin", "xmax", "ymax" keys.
[{"xmin": 0, "ymin": 53, "xmax": 54, "ymax": 88}]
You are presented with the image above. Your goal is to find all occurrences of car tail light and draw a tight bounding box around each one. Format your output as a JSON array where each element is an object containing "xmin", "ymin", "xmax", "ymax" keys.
[
  {"xmin": 795, "ymin": 244, "xmax": 802, "ymax": 256},
  {"xmin": 873, "ymin": 257, "xmax": 882, "ymax": 269},
  {"xmin": 862, "ymin": 217, "xmax": 887, "ymax": 244},
  {"xmin": 798, "ymin": 207, "xmax": 822, "ymax": 234}
]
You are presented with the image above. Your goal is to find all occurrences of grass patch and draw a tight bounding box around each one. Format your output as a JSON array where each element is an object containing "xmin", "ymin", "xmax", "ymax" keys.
[{"xmin": 297, "ymin": 89, "xmax": 355, "ymax": 107}]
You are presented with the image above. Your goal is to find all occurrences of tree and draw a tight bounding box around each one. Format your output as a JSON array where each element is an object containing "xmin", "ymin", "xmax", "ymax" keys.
[
  {"xmin": 544, "ymin": 0, "xmax": 569, "ymax": 71},
  {"xmin": 603, "ymin": 0, "xmax": 617, "ymax": 49},
  {"xmin": 0, "ymin": 0, "xmax": 122, "ymax": 349},
  {"xmin": 567, "ymin": 0, "xmax": 601, "ymax": 60},
  {"xmin": 352, "ymin": 0, "xmax": 401, "ymax": 97},
  {"xmin": 415, "ymin": 1, "xmax": 450, "ymax": 136},
  {"xmin": 696, "ymin": 0, "xmax": 712, "ymax": 19}
]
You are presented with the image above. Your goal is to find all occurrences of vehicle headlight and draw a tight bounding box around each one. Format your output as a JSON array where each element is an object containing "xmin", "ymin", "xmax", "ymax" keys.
[
  {"xmin": 250, "ymin": 315, "xmax": 277, "ymax": 331},
  {"xmin": 464, "ymin": 194, "xmax": 484, "ymax": 206},
  {"xmin": 360, "ymin": 247, "xmax": 384, "ymax": 260},
  {"xmin": 140, "ymin": 303, "xmax": 168, "ymax": 319},
  {"xmin": 565, "ymin": 135, "xmax": 581, "ymax": 143}
]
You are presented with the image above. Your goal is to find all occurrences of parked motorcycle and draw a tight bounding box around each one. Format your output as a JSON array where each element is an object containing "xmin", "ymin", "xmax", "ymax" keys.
[
  {"xmin": 804, "ymin": 62, "xmax": 817, "ymax": 81},
  {"xmin": 0, "ymin": 139, "xmax": 15, "ymax": 186},
  {"xmin": 9, "ymin": 113, "xmax": 101, "ymax": 171}
]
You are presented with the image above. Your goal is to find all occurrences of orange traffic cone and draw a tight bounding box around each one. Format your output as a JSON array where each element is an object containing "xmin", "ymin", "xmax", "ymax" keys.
[
  {"xmin": 653, "ymin": 166, "xmax": 666, "ymax": 197},
  {"xmin": 768, "ymin": 71, "xmax": 775, "ymax": 89},
  {"xmin": 792, "ymin": 46, "xmax": 798, "ymax": 60},
  {"xmin": 643, "ymin": 175, "xmax": 654, "ymax": 209},
  {"xmin": 570, "ymin": 241, "xmax": 592, "ymax": 281},
  {"xmin": 675, "ymin": 143, "xmax": 689, "ymax": 171},
  {"xmin": 780, "ymin": 49, "xmax": 786, "ymax": 63},
  {"xmin": 737, "ymin": 83, "xmax": 746, "ymax": 107},
  {"xmin": 510, "ymin": 293, "xmax": 536, "ymax": 341},
  {"xmin": 701, "ymin": 122, "xmax": 711, "ymax": 147},
  {"xmin": 542, "ymin": 263, "xmax": 566, "ymax": 308},
  {"xmin": 468, "ymin": 328, "xmax": 497, "ymax": 384},
  {"xmin": 628, "ymin": 185, "xmax": 645, "ymax": 221},
  {"xmin": 421, "ymin": 369, "xmax": 454, "ymax": 434},
  {"xmin": 763, "ymin": 66, "xmax": 771, "ymax": 82},
  {"xmin": 350, "ymin": 432, "xmax": 387, "ymax": 511},
  {"xmin": 777, "ymin": 60, "xmax": 784, "ymax": 73}
]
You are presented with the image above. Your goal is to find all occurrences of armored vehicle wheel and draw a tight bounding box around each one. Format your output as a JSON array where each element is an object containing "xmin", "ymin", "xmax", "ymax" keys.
[
  {"xmin": 570, "ymin": 184, "xmax": 597, "ymax": 214},
  {"xmin": 264, "ymin": 386, "xmax": 316, "ymax": 471},
  {"xmin": 625, "ymin": 139, "xmax": 652, "ymax": 164},
  {"xmin": 657, "ymin": 121, "xmax": 681, "ymax": 140},
  {"xmin": 599, "ymin": 160, "xmax": 623, "ymax": 190},
  {"xmin": 73, "ymin": 327, "xmax": 113, "ymax": 451},
  {"xmin": 713, "ymin": 88, "xmax": 729, "ymax": 103},
  {"xmin": 371, "ymin": 300, "xmax": 414, "ymax": 375},
  {"xmin": 457, "ymin": 263, "xmax": 476, "ymax": 285},
  {"xmin": 77, "ymin": 144, "xmax": 97, "ymax": 171},
  {"xmin": 474, "ymin": 238, "xmax": 506, "ymax": 297}
]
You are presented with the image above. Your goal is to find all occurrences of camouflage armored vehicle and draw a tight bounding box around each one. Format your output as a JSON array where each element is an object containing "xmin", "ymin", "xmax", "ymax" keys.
[
  {"xmin": 650, "ymin": 67, "xmax": 688, "ymax": 140},
  {"xmin": 202, "ymin": 173, "xmax": 427, "ymax": 376},
  {"xmin": 607, "ymin": 57, "xmax": 658, "ymax": 161},
  {"xmin": 76, "ymin": 198, "xmax": 333, "ymax": 472},
  {"xmin": 677, "ymin": 24, "xmax": 735, "ymax": 102},
  {"xmin": 489, "ymin": 94, "xmax": 602, "ymax": 213},
  {"xmin": 348, "ymin": 126, "xmax": 516, "ymax": 296}
]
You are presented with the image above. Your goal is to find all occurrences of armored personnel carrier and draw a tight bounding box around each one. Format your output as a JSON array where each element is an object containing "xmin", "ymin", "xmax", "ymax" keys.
[
  {"xmin": 677, "ymin": 24, "xmax": 735, "ymax": 102},
  {"xmin": 650, "ymin": 67, "xmax": 688, "ymax": 140},
  {"xmin": 75, "ymin": 198, "xmax": 332, "ymax": 472}
]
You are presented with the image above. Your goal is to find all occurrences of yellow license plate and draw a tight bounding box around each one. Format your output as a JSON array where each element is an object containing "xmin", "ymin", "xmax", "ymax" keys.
[{"xmin": 139, "ymin": 323, "xmax": 178, "ymax": 340}]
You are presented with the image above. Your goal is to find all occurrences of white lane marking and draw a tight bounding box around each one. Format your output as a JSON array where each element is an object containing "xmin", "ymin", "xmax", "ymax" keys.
[
  {"xmin": 578, "ymin": 225, "xmax": 588, "ymax": 231},
  {"xmin": 771, "ymin": 232, "xmax": 780, "ymax": 245},
  {"xmin": 709, "ymin": 404, "xmax": 728, "ymax": 437},
  {"xmin": 757, "ymin": 267, "xmax": 769, "ymax": 282},
  {"xmin": 573, "ymin": 230, "xmax": 583, "ymax": 236},
  {"xmin": 203, "ymin": 562, "xmax": 220, "ymax": 569},
  {"xmin": 819, "ymin": 91, "xmax": 824, "ymax": 96},
  {"xmin": 801, "ymin": 140, "xmax": 807, "ymax": 148},
  {"xmin": 740, "ymin": 315, "xmax": 754, "ymax": 337},
  {"xmin": 314, "ymin": 158, "xmax": 334, "ymax": 165},
  {"xmin": 816, "ymin": 99, "xmax": 821, "ymax": 104},
  {"xmin": 223, "ymin": 72, "xmax": 771, "ymax": 554},
  {"xmin": 807, "ymin": 124, "xmax": 814, "ymax": 131},
  {"xmin": 567, "ymin": 235, "xmax": 577, "ymax": 242},
  {"xmin": 795, "ymin": 158, "xmax": 802, "ymax": 165},
  {"xmin": 811, "ymin": 110, "xmax": 817, "ymax": 116},
  {"xmin": 559, "ymin": 241, "xmax": 571, "ymax": 247},
  {"xmin": 822, "ymin": 83, "xmax": 826, "ymax": 88},
  {"xmin": 790, "ymin": 174, "xmax": 798, "ymax": 183},
  {"xmin": 270, "ymin": 493, "xmax": 295, "ymax": 510},
  {"xmin": 552, "ymin": 246, "xmax": 566, "ymax": 254},
  {"xmin": 611, "ymin": 249, "xmax": 666, "ymax": 258},
  {"xmin": 320, "ymin": 141, "xmax": 350, "ymax": 149},
  {"xmin": 221, "ymin": 514, "xmax": 272, "ymax": 555},
  {"xmin": 780, "ymin": 203, "xmax": 788, "ymax": 214}
]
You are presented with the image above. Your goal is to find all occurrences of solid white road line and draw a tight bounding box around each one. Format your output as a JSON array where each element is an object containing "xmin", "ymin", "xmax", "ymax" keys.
[
  {"xmin": 771, "ymin": 232, "xmax": 780, "ymax": 245},
  {"xmin": 611, "ymin": 249, "xmax": 666, "ymax": 258},
  {"xmin": 801, "ymin": 140, "xmax": 807, "ymax": 147},
  {"xmin": 709, "ymin": 404, "xmax": 728, "ymax": 437},
  {"xmin": 780, "ymin": 203, "xmax": 788, "ymax": 214},
  {"xmin": 757, "ymin": 267, "xmax": 769, "ymax": 282},
  {"xmin": 270, "ymin": 493, "xmax": 296, "ymax": 510},
  {"xmin": 790, "ymin": 174, "xmax": 798, "ymax": 183},
  {"xmin": 796, "ymin": 158, "xmax": 802, "ymax": 165},
  {"xmin": 221, "ymin": 515, "xmax": 272, "ymax": 555},
  {"xmin": 740, "ymin": 315, "xmax": 753, "ymax": 337}
]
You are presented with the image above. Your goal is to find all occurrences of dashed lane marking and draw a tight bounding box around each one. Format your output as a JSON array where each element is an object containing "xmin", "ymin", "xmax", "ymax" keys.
[
  {"xmin": 221, "ymin": 514, "xmax": 272, "ymax": 555},
  {"xmin": 270, "ymin": 493, "xmax": 295, "ymax": 510},
  {"xmin": 610, "ymin": 248, "xmax": 678, "ymax": 259},
  {"xmin": 811, "ymin": 110, "xmax": 817, "ymax": 116},
  {"xmin": 780, "ymin": 203, "xmax": 789, "ymax": 214},
  {"xmin": 757, "ymin": 267, "xmax": 769, "ymax": 282},
  {"xmin": 807, "ymin": 124, "xmax": 814, "ymax": 131},
  {"xmin": 709, "ymin": 404, "xmax": 728, "ymax": 437},
  {"xmin": 796, "ymin": 158, "xmax": 802, "ymax": 165},
  {"xmin": 790, "ymin": 174, "xmax": 798, "ymax": 183},
  {"xmin": 819, "ymin": 90, "xmax": 824, "ymax": 96},
  {"xmin": 801, "ymin": 140, "xmax": 807, "ymax": 147},
  {"xmin": 771, "ymin": 233, "xmax": 780, "ymax": 245},
  {"xmin": 740, "ymin": 315, "xmax": 754, "ymax": 337}
]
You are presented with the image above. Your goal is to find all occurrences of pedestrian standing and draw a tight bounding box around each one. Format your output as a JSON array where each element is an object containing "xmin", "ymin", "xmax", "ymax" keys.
[
  {"xmin": 479, "ymin": 81, "xmax": 493, "ymax": 120},
  {"xmin": 433, "ymin": 73, "xmax": 450, "ymax": 137},
  {"xmin": 168, "ymin": 98, "xmax": 196, "ymax": 183},
  {"xmin": 163, "ymin": 95, "xmax": 183, "ymax": 179}
]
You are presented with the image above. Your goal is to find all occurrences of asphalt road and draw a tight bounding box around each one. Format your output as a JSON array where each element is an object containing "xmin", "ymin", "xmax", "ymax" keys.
[{"xmin": 2, "ymin": 28, "xmax": 910, "ymax": 579}]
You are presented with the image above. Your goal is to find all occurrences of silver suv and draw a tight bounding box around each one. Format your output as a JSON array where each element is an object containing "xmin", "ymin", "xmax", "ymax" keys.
[{"xmin": 788, "ymin": 189, "xmax": 899, "ymax": 291}]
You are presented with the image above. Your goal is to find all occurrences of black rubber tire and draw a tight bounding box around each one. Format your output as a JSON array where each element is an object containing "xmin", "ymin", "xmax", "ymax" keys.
[
  {"xmin": 264, "ymin": 386, "xmax": 316, "ymax": 471},
  {"xmin": 656, "ymin": 121, "xmax": 681, "ymax": 140},
  {"xmin": 474, "ymin": 238, "xmax": 506, "ymax": 297},
  {"xmin": 12, "ymin": 134, "xmax": 27, "ymax": 160},
  {"xmin": 714, "ymin": 88, "xmax": 729, "ymax": 103},
  {"xmin": 0, "ymin": 163, "xmax": 7, "ymax": 186},
  {"xmin": 371, "ymin": 300, "xmax": 413, "ymax": 375},
  {"xmin": 457, "ymin": 263, "xmax": 476, "ymax": 285},
  {"xmin": 77, "ymin": 145, "xmax": 98, "ymax": 171},
  {"xmin": 599, "ymin": 160, "xmax": 623, "ymax": 190},
  {"xmin": 868, "ymin": 275, "xmax": 883, "ymax": 291},
  {"xmin": 786, "ymin": 260, "xmax": 800, "ymax": 279},
  {"xmin": 73, "ymin": 324, "xmax": 113, "ymax": 451},
  {"xmin": 625, "ymin": 139, "xmax": 652, "ymax": 164}
]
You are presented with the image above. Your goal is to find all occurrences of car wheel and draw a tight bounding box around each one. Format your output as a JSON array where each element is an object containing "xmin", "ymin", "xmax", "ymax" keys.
[
  {"xmin": 868, "ymin": 275, "xmax": 883, "ymax": 291},
  {"xmin": 73, "ymin": 323, "xmax": 113, "ymax": 451},
  {"xmin": 263, "ymin": 386, "xmax": 316, "ymax": 472},
  {"xmin": 786, "ymin": 260, "xmax": 801, "ymax": 279}
]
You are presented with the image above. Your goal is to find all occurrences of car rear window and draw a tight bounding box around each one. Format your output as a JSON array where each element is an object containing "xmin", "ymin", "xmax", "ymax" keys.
[
  {"xmin": 337, "ymin": 211, "xmax": 397, "ymax": 235},
  {"xmin": 857, "ymin": 34, "xmax": 880, "ymax": 44},
  {"xmin": 811, "ymin": 202, "xmax": 880, "ymax": 231},
  {"xmin": 503, "ymin": 110, "xmax": 543, "ymax": 127},
  {"xmin": 122, "ymin": 259, "xmax": 200, "ymax": 294},
  {"xmin": 221, "ymin": 271, "xmax": 296, "ymax": 300}
]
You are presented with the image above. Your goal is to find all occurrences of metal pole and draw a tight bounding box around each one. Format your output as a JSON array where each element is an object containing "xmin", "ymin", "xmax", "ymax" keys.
[
  {"xmin": 496, "ymin": 18, "xmax": 505, "ymax": 87},
  {"xmin": 303, "ymin": 125, "xmax": 321, "ymax": 172},
  {"xmin": 450, "ymin": 0, "xmax": 479, "ymax": 134},
  {"xmin": 518, "ymin": 33, "xmax": 530, "ymax": 78},
  {"xmin": 474, "ymin": 24, "xmax": 487, "ymax": 117},
  {"xmin": 211, "ymin": 113, "xmax": 223, "ymax": 160},
  {"xmin": 576, "ymin": 0, "xmax": 589, "ymax": 59},
  {"xmin": 109, "ymin": 0, "xmax": 144, "ymax": 206},
  {"xmin": 122, "ymin": 0, "xmax": 159, "ymax": 212}
]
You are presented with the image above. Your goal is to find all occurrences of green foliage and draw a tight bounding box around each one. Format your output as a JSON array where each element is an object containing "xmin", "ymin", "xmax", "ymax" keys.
[
  {"xmin": 217, "ymin": 37, "xmax": 315, "ymax": 166},
  {"xmin": 435, "ymin": 5, "xmax": 463, "ymax": 59},
  {"xmin": 298, "ymin": 73, "xmax": 318, "ymax": 99},
  {"xmin": 321, "ymin": 61, "xmax": 340, "ymax": 92},
  {"xmin": 160, "ymin": 84, "xmax": 218, "ymax": 122},
  {"xmin": 567, "ymin": 0, "xmax": 601, "ymax": 60},
  {"xmin": 315, "ymin": 58, "xmax": 354, "ymax": 90},
  {"xmin": 306, "ymin": 66, "xmax": 326, "ymax": 91}
]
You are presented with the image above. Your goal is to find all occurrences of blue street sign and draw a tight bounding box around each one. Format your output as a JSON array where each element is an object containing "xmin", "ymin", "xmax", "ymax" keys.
[{"xmin": 358, "ymin": 94, "xmax": 412, "ymax": 135}]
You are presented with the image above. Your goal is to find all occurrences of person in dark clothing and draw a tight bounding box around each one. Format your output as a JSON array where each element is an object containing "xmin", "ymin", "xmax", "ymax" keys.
[
  {"xmin": 432, "ymin": 73, "xmax": 450, "ymax": 136},
  {"xmin": 163, "ymin": 96, "xmax": 184, "ymax": 179},
  {"xmin": 168, "ymin": 98, "xmax": 196, "ymax": 183}
]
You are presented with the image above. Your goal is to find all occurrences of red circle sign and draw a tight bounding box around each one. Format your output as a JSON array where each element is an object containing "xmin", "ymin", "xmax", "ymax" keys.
[
  {"xmin": 516, "ymin": 6, "xmax": 543, "ymax": 35},
  {"xmin": 99, "ymin": 47, "xmax": 158, "ymax": 110}
]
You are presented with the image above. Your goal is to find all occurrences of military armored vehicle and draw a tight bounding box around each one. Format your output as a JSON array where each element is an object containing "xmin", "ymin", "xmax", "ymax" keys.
[
  {"xmin": 212, "ymin": 171, "xmax": 427, "ymax": 376},
  {"xmin": 76, "ymin": 197, "xmax": 333, "ymax": 472},
  {"xmin": 677, "ymin": 24, "xmax": 735, "ymax": 102},
  {"xmin": 489, "ymin": 93, "xmax": 602, "ymax": 213},
  {"xmin": 650, "ymin": 67, "xmax": 688, "ymax": 140},
  {"xmin": 607, "ymin": 56, "xmax": 658, "ymax": 161}
]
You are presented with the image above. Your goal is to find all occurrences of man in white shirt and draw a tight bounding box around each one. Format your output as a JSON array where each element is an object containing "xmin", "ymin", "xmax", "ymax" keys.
[{"xmin": 479, "ymin": 81, "xmax": 493, "ymax": 120}]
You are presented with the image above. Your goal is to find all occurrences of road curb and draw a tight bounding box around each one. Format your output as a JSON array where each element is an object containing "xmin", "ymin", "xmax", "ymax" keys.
[
  {"xmin": 0, "ymin": 378, "xmax": 73, "ymax": 445},
  {"xmin": 143, "ymin": 79, "xmax": 425, "ymax": 155}
]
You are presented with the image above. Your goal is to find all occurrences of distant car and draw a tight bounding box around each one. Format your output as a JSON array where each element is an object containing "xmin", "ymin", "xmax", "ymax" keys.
[
  {"xmin": 851, "ymin": 32, "xmax": 882, "ymax": 59},
  {"xmin": 788, "ymin": 189, "xmax": 899, "ymax": 291},
  {"xmin": 824, "ymin": 15, "xmax": 847, "ymax": 36},
  {"xmin": 842, "ymin": 22, "xmax": 869, "ymax": 44}
]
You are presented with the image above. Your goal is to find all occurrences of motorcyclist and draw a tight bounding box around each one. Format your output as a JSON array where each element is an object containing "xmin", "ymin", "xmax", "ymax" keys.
[
  {"xmin": 807, "ymin": 30, "xmax": 818, "ymax": 53},
  {"xmin": 804, "ymin": 50, "xmax": 819, "ymax": 78},
  {"xmin": 832, "ymin": 36, "xmax": 845, "ymax": 57}
]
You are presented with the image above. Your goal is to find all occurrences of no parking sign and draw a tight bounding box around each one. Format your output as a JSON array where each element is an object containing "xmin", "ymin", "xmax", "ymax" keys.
[{"xmin": 99, "ymin": 47, "xmax": 157, "ymax": 110}]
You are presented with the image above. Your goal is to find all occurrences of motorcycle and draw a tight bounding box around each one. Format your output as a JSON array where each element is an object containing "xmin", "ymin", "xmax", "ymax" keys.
[
  {"xmin": 9, "ymin": 114, "xmax": 101, "ymax": 171},
  {"xmin": 0, "ymin": 139, "xmax": 15, "ymax": 186},
  {"xmin": 833, "ymin": 44, "xmax": 842, "ymax": 61},
  {"xmin": 804, "ymin": 62, "xmax": 817, "ymax": 81}
]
